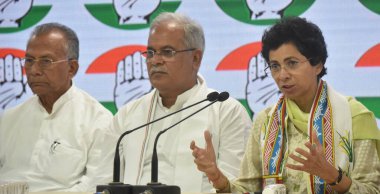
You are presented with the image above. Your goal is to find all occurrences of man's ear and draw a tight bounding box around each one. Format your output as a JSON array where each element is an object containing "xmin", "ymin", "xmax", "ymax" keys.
[
  {"xmin": 192, "ymin": 49, "xmax": 203, "ymax": 71},
  {"xmin": 69, "ymin": 59, "xmax": 79, "ymax": 78}
]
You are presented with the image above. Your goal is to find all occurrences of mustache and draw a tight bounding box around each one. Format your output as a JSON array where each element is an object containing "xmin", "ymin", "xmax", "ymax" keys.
[{"xmin": 149, "ymin": 66, "xmax": 167, "ymax": 75}]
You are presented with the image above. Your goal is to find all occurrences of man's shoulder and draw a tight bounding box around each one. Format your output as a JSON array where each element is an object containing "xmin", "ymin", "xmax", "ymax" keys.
[
  {"xmin": 205, "ymin": 88, "xmax": 242, "ymax": 106},
  {"xmin": 205, "ymin": 88, "xmax": 252, "ymax": 121},
  {"xmin": 116, "ymin": 90, "xmax": 155, "ymax": 114},
  {"xmin": 71, "ymin": 87, "xmax": 112, "ymax": 116},
  {"xmin": 2, "ymin": 96, "xmax": 38, "ymax": 116}
]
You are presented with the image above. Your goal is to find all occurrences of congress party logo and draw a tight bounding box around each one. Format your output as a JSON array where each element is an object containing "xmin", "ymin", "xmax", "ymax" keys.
[
  {"xmin": 84, "ymin": 0, "xmax": 181, "ymax": 30},
  {"xmin": 359, "ymin": 0, "xmax": 380, "ymax": 15},
  {"xmin": 216, "ymin": 42, "xmax": 281, "ymax": 116},
  {"xmin": 0, "ymin": 0, "xmax": 51, "ymax": 33},
  {"xmin": 355, "ymin": 43, "xmax": 380, "ymax": 120},
  {"xmin": 86, "ymin": 45, "xmax": 152, "ymax": 112},
  {"xmin": 356, "ymin": 43, "xmax": 380, "ymax": 68},
  {"xmin": 0, "ymin": 48, "xmax": 29, "ymax": 110},
  {"xmin": 215, "ymin": 0, "xmax": 315, "ymax": 25}
]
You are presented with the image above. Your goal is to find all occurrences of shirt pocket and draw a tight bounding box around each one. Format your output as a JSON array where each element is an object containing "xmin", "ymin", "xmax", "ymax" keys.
[{"xmin": 33, "ymin": 139, "xmax": 85, "ymax": 184}]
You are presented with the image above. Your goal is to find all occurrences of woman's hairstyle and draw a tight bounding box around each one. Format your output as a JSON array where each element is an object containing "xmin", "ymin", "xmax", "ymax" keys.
[{"xmin": 261, "ymin": 17, "xmax": 328, "ymax": 79}]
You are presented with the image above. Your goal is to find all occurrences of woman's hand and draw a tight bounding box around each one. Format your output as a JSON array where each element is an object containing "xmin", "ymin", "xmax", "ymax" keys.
[
  {"xmin": 286, "ymin": 130, "xmax": 337, "ymax": 181},
  {"xmin": 286, "ymin": 131, "xmax": 352, "ymax": 193}
]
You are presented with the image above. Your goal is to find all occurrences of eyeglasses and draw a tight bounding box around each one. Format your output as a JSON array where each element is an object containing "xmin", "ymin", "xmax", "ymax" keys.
[
  {"xmin": 21, "ymin": 58, "xmax": 70, "ymax": 69},
  {"xmin": 265, "ymin": 58, "xmax": 312, "ymax": 74},
  {"xmin": 142, "ymin": 48, "xmax": 196, "ymax": 60}
]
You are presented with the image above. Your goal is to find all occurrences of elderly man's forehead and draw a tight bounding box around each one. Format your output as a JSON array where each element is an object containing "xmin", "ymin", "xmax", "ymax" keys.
[
  {"xmin": 151, "ymin": 21, "xmax": 183, "ymax": 33},
  {"xmin": 27, "ymin": 31, "xmax": 69, "ymax": 55},
  {"xmin": 36, "ymin": 30, "xmax": 65, "ymax": 39}
]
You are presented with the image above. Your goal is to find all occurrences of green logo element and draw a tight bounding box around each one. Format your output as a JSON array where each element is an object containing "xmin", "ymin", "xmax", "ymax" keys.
[
  {"xmin": 85, "ymin": 1, "xmax": 181, "ymax": 30},
  {"xmin": 215, "ymin": 0, "xmax": 314, "ymax": 25},
  {"xmin": 0, "ymin": 6, "xmax": 51, "ymax": 34},
  {"xmin": 359, "ymin": 0, "xmax": 380, "ymax": 15}
]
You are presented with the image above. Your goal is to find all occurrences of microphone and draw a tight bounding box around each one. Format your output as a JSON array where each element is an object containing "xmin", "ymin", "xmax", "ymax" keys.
[
  {"xmin": 96, "ymin": 91, "xmax": 219, "ymax": 194},
  {"xmin": 148, "ymin": 92, "xmax": 230, "ymax": 191},
  {"xmin": 217, "ymin": 91, "xmax": 229, "ymax": 102},
  {"xmin": 112, "ymin": 91, "xmax": 218, "ymax": 183}
]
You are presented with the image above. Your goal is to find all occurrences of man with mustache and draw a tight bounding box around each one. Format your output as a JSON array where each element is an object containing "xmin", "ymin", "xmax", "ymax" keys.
[
  {"xmin": 110, "ymin": 12, "xmax": 251, "ymax": 192},
  {"xmin": 0, "ymin": 23, "xmax": 113, "ymax": 191}
]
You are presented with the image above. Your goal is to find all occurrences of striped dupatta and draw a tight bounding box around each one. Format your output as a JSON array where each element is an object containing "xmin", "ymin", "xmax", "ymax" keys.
[{"xmin": 261, "ymin": 80, "xmax": 353, "ymax": 194}]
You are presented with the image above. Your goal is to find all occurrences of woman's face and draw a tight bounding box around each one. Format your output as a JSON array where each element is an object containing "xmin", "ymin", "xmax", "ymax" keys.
[{"xmin": 268, "ymin": 42, "xmax": 323, "ymax": 109}]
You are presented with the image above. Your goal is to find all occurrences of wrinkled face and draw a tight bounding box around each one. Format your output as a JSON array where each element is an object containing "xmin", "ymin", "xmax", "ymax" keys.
[
  {"xmin": 25, "ymin": 31, "xmax": 77, "ymax": 99},
  {"xmin": 269, "ymin": 42, "xmax": 322, "ymax": 104},
  {"xmin": 146, "ymin": 22, "xmax": 202, "ymax": 95}
]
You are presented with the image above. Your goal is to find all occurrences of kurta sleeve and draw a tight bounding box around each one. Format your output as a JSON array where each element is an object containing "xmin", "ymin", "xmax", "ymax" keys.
[
  {"xmin": 216, "ymin": 98, "xmax": 252, "ymax": 181},
  {"xmin": 64, "ymin": 110, "xmax": 115, "ymax": 192},
  {"xmin": 347, "ymin": 140, "xmax": 380, "ymax": 193},
  {"xmin": 346, "ymin": 97, "xmax": 380, "ymax": 193},
  {"xmin": 219, "ymin": 108, "xmax": 270, "ymax": 193}
]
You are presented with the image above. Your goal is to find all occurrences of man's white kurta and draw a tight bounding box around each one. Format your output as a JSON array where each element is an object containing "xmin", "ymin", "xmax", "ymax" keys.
[
  {"xmin": 111, "ymin": 76, "xmax": 252, "ymax": 192},
  {"xmin": 0, "ymin": 85, "xmax": 114, "ymax": 192}
]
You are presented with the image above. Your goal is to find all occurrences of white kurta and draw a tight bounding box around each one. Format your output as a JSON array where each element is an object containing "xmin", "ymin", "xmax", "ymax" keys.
[
  {"xmin": 0, "ymin": 85, "xmax": 114, "ymax": 192},
  {"xmin": 111, "ymin": 76, "xmax": 252, "ymax": 192}
]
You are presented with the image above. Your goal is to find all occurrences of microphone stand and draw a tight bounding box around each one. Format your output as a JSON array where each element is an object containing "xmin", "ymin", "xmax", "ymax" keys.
[
  {"xmin": 112, "ymin": 92, "xmax": 218, "ymax": 183},
  {"xmin": 96, "ymin": 92, "xmax": 219, "ymax": 194},
  {"xmin": 151, "ymin": 100, "xmax": 219, "ymax": 183},
  {"xmin": 143, "ymin": 92, "xmax": 229, "ymax": 194}
]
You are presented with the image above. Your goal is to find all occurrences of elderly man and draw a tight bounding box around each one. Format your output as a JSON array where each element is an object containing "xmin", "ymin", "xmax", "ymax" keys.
[
  {"xmin": 0, "ymin": 23, "xmax": 113, "ymax": 191},
  {"xmin": 110, "ymin": 12, "xmax": 252, "ymax": 192}
]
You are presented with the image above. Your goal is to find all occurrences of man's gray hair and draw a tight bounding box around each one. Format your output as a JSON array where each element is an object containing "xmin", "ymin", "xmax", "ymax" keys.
[
  {"xmin": 150, "ymin": 12, "xmax": 205, "ymax": 54},
  {"xmin": 29, "ymin": 22, "xmax": 79, "ymax": 60}
]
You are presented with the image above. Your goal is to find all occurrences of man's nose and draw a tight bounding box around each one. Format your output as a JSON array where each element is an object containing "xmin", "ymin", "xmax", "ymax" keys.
[
  {"xmin": 149, "ymin": 54, "xmax": 164, "ymax": 64},
  {"xmin": 26, "ymin": 63, "xmax": 43, "ymax": 75}
]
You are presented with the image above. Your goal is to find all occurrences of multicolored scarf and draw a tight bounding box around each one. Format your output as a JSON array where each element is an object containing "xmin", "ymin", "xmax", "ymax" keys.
[{"xmin": 261, "ymin": 80, "xmax": 353, "ymax": 194}]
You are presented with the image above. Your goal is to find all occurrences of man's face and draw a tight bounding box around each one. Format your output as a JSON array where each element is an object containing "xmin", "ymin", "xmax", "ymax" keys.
[
  {"xmin": 146, "ymin": 22, "xmax": 202, "ymax": 96},
  {"xmin": 25, "ymin": 31, "xmax": 77, "ymax": 99}
]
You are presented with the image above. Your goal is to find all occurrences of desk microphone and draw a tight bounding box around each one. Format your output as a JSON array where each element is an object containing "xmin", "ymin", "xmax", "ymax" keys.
[
  {"xmin": 96, "ymin": 91, "xmax": 219, "ymax": 194},
  {"xmin": 147, "ymin": 92, "xmax": 230, "ymax": 191}
]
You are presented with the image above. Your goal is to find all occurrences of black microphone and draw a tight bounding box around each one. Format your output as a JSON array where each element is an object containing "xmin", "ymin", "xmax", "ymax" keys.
[
  {"xmin": 96, "ymin": 91, "xmax": 219, "ymax": 194},
  {"xmin": 217, "ymin": 91, "xmax": 229, "ymax": 102},
  {"xmin": 142, "ymin": 92, "xmax": 230, "ymax": 194},
  {"xmin": 111, "ymin": 91, "xmax": 218, "ymax": 183}
]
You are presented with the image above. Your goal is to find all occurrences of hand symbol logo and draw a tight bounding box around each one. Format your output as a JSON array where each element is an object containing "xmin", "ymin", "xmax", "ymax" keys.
[
  {"xmin": 246, "ymin": 0, "xmax": 293, "ymax": 20},
  {"xmin": 246, "ymin": 54, "xmax": 281, "ymax": 117},
  {"xmin": 114, "ymin": 51, "xmax": 152, "ymax": 109},
  {"xmin": 0, "ymin": 0, "xmax": 33, "ymax": 27},
  {"xmin": 0, "ymin": 54, "xmax": 27, "ymax": 110},
  {"xmin": 113, "ymin": 0, "xmax": 160, "ymax": 25}
]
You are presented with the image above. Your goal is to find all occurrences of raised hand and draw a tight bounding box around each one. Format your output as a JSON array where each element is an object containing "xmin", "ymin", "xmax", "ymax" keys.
[
  {"xmin": 0, "ymin": 0, "xmax": 33, "ymax": 27},
  {"xmin": 246, "ymin": 0, "xmax": 293, "ymax": 19},
  {"xmin": 246, "ymin": 54, "xmax": 280, "ymax": 117},
  {"xmin": 0, "ymin": 54, "xmax": 26, "ymax": 110},
  {"xmin": 190, "ymin": 130, "xmax": 218, "ymax": 179},
  {"xmin": 114, "ymin": 51, "xmax": 152, "ymax": 110},
  {"xmin": 113, "ymin": 0, "xmax": 160, "ymax": 25},
  {"xmin": 190, "ymin": 130, "xmax": 228, "ymax": 189},
  {"xmin": 286, "ymin": 131, "xmax": 337, "ymax": 182}
]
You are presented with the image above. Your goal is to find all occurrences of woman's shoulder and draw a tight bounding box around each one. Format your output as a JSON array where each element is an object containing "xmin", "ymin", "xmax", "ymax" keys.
[
  {"xmin": 346, "ymin": 96, "xmax": 373, "ymax": 117},
  {"xmin": 346, "ymin": 96, "xmax": 380, "ymax": 140},
  {"xmin": 254, "ymin": 106, "xmax": 273, "ymax": 121}
]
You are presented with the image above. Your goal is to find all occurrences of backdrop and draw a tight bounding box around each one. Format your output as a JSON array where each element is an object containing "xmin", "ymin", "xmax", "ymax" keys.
[{"xmin": 0, "ymin": 0, "xmax": 379, "ymax": 127}]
